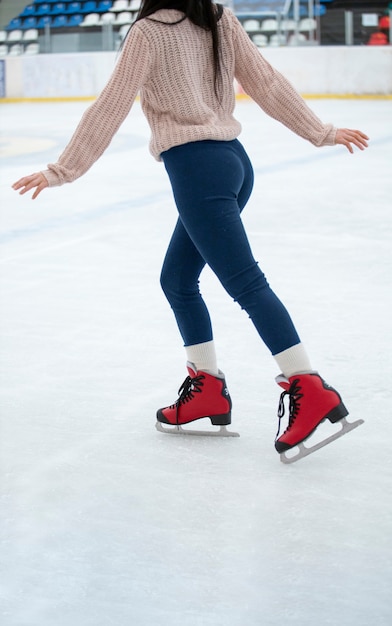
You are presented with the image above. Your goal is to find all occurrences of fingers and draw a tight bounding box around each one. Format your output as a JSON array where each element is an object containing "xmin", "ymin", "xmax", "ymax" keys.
[
  {"xmin": 12, "ymin": 173, "xmax": 45, "ymax": 194},
  {"xmin": 335, "ymin": 128, "xmax": 369, "ymax": 154},
  {"xmin": 12, "ymin": 173, "xmax": 48, "ymax": 199},
  {"xmin": 31, "ymin": 177, "xmax": 48, "ymax": 199}
]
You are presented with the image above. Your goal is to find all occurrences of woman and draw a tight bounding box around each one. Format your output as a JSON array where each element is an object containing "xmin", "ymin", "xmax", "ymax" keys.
[{"xmin": 12, "ymin": 0, "xmax": 368, "ymax": 461}]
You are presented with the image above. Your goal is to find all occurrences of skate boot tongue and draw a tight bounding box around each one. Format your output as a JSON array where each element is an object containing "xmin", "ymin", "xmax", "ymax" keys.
[
  {"xmin": 275, "ymin": 374, "xmax": 290, "ymax": 391},
  {"xmin": 275, "ymin": 372, "xmax": 316, "ymax": 392},
  {"xmin": 186, "ymin": 361, "xmax": 197, "ymax": 377}
]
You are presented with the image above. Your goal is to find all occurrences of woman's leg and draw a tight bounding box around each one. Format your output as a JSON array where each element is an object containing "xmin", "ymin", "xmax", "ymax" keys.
[
  {"xmin": 160, "ymin": 217, "xmax": 212, "ymax": 346},
  {"xmin": 160, "ymin": 218, "xmax": 220, "ymax": 374},
  {"xmin": 161, "ymin": 139, "xmax": 301, "ymax": 357}
]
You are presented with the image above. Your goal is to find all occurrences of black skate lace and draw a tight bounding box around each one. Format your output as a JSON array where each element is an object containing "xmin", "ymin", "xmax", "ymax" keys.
[
  {"xmin": 275, "ymin": 378, "xmax": 303, "ymax": 440},
  {"xmin": 170, "ymin": 374, "xmax": 205, "ymax": 425}
]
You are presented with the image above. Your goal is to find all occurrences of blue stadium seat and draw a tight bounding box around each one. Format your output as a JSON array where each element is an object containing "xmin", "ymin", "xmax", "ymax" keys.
[
  {"xmin": 36, "ymin": 3, "xmax": 51, "ymax": 15},
  {"xmin": 22, "ymin": 17, "xmax": 38, "ymax": 30},
  {"xmin": 21, "ymin": 5, "xmax": 36, "ymax": 17},
  {"xmin": 36, "ymin": 16, "xmax": 52, "ymax": 28},
  {"xmin": 6, "ymin": 18, "xmax": 23, "ymax": 31},
  {"xmin": 314, "ymin": 5, "xmax": 326, "ymax": 16},
  {"xmin": 52, "ymin": 15, "xmax": 69, "ymax": 27},
  {"xmin": 81, "ymin": 1, "xmax": 98, "ymax": 13},
  {"xmin": 65, "ymin": 2, "xmax": 83, "ymax": 14},
  {"xmin": 68, "ymin": 14, "xmax": 84, "ymax": 26},
  {"xmin": 51, "ymin": 3, "xmax": 67, "ymax": 14},
  {"xmin": 98, "ymin": 1, "xmax": 113, "ymax": 12}
]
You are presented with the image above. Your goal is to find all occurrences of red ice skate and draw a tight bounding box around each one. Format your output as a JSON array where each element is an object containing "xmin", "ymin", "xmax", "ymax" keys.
[
  {"xmin": 275, "ymin": 373, "xmax": 363, "ymax": 463},
  {"xmin": 156, "ymin": 363, "xmax": 239, "ymax": 437}
]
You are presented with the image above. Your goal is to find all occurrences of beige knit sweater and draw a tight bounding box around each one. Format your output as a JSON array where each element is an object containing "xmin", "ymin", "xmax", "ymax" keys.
[{"xmin": 43, "ymin": 8, "xmax": 336, "ymax": 187}]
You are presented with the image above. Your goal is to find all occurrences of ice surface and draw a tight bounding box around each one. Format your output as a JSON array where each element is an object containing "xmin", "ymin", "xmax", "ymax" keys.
[{"xmin": 1, "ymin": 98, "xmax": 391, "ymax": 626}]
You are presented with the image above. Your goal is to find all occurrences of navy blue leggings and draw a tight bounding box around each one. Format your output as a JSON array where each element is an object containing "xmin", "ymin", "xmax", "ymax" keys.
[{"xmin": 160, "ymin": 139, "xmax": 300, "ymax": 355}]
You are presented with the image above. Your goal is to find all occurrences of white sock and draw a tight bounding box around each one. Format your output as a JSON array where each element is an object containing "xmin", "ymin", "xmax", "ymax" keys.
[
  {"xmin": 273, "ymin": 343, "xmax": 313, "ymax": 378},
  {"xmin": 185, "ymin": 340, "xmax": 219, "ymax": 375}
]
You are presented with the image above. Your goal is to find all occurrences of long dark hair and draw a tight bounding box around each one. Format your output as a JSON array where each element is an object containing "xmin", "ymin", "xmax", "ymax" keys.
[{"xmin": 122, "ymin": 0, "xmax": 223, "ymax": 97}]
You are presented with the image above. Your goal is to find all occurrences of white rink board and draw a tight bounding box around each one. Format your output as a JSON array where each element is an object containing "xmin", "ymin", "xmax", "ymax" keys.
[{"xmin": 2, "ymin": 45, "xmax": 392, "ymax": 99}]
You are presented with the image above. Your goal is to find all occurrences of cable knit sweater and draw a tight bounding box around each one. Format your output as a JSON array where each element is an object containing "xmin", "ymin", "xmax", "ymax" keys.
[{"xmin": 43, "ymin": 7, "xmax": 336, "ymax": 187}]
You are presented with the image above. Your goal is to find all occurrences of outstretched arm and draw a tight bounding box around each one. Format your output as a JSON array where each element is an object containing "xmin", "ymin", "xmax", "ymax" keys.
[
  {"xmin": 12, "ymin": 26, "xmax": 150, "ymax": 198},
  {"xmin": 230, "ymin": 12, "xmax": 369, "ymax": 151}
]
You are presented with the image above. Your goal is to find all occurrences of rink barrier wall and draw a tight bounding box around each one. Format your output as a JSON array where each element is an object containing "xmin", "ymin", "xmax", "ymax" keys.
[{"xmin": 1, "ymin": 46, "xmax": 392, "ymax": 100}]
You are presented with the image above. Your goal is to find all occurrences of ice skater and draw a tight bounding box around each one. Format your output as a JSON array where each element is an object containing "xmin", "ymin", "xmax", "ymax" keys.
[{"xmin": 12, "ymin": 0, "xmax": 368, "ymax": 462}]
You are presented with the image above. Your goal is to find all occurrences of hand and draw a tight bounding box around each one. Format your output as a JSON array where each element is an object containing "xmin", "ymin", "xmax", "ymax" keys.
[
  {"xmin": 12, "ymin": 172, "xmax": 49, "ymax": 200},
  {"xmin": 335, "ymin": 128, "xmax": 369, "ymax": 154}
]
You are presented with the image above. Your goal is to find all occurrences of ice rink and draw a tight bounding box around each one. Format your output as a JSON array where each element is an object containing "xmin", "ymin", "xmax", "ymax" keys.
[{"xmin": 1, "ymin": 96, "xmax": 391, "ymax": 625}]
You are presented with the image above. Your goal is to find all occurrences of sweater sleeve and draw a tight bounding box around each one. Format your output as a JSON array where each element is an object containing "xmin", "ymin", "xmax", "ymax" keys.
[
  {"xmin": 229, "ymin": 13, "xmax": 336, "ymax": 147},
  {"xmin": 43, "ymin": 27, "xmax": 151, "ymax": 186}
]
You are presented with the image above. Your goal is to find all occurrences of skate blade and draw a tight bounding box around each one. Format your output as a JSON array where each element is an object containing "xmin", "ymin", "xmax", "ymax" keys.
[
  {"xmin": 155, "ymin": 421, "xmax": 240, "ymax": 438},
  {"xmin": 280, "ymin": 417, "xmax": 364, "ymax": 464}
]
